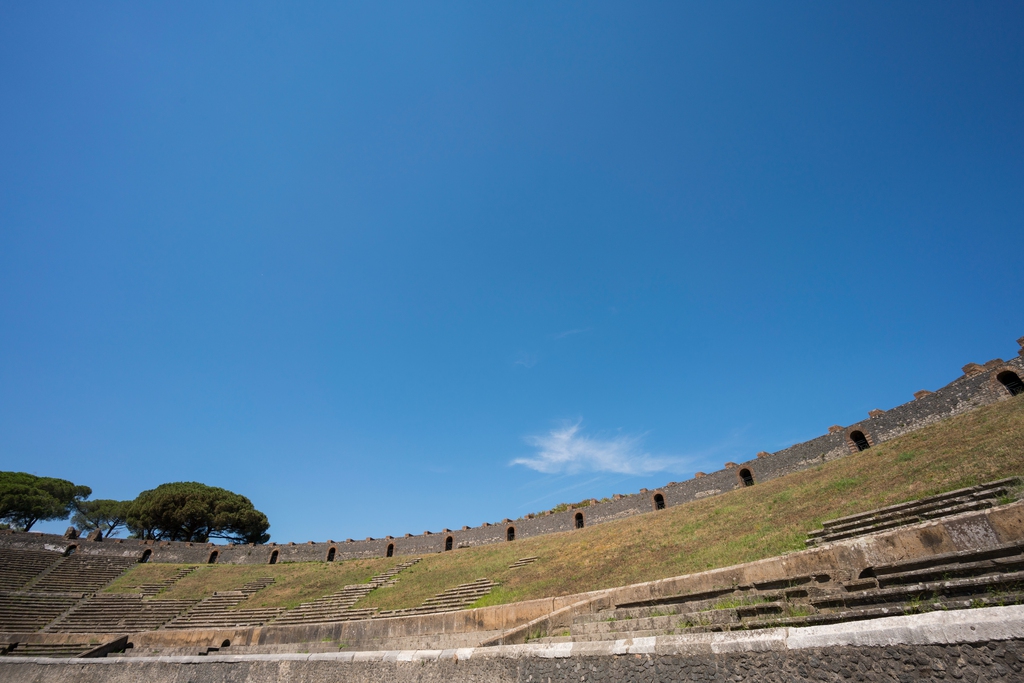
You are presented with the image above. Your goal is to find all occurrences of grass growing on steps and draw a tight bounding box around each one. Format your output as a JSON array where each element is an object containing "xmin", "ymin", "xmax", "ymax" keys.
[
  {"xmin": 103, "ymin": 562, "xmax": 190, "ymax": 592},
  {"xmin": 102, "ymin": 395, "xmax": 1024, "ymax": 614},
  {"xmin": 106, "ymin": 557, "xmax": 399, "ymax": 609},
  {"xmin": 354, "ymin": 394, "xmax": 1024, "ymax": 611}
]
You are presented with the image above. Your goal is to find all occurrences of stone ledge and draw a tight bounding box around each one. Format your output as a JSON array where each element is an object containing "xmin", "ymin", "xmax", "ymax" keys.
[{"xmin": 5, "ymin": 604, "xmax": 1024, "ymax": 666}]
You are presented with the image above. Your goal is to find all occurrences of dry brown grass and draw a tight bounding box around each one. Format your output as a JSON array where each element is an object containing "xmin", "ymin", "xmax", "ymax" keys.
[
  {"xmin": 106, "ymin": 557, "xmax": 399, "ymax": 609},
  {"xmin": 356, "ymin": 394, "xmax": 1024, "ymax": 610},
  {"xmin": 106, "ymin": 395, "xmax": 1024, "ymax": 613},
  {"xmin": 104, "ymin": 563, "xmax": 189, "ymax": 592}
]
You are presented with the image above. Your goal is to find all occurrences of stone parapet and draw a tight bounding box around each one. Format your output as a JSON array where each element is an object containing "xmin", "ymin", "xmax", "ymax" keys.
[{"xmin": 3, "ymin": 607, "xmax": 1024, "ymax": 682}]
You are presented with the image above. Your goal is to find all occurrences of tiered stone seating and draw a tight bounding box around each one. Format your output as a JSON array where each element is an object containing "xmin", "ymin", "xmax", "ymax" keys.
[
  {"xmin": 0, "ymin": 592, "xmax": 82, "ymax": 632},
  {"xmin": 509, "ymin": 557, "xmax": 538, "ymax": 569},
  {"xmin": 377, "ymin": 578, "xmax": 497, "ymax": 618},
  {"xmin": 138, "ymin": 566, "xmax": 198, "ymax": 597},
  {"xmin": 0, "ymin": 642, "xmax": 95, "ymax": 657},
  {"xmin": 46, "ymin": 593, "xmax": 197, "ymax": 633},
  {"xmin": 535, "ymin": 540, "xmax": 1024, "ymax": 643},
  {"xmin": 0, "ymin": 548, "xmax": 63, "ymax": 590},
  {"xmin": 31, "ymin": 554, "xmax": 137, "ymax": 593},
  {"xmin": 164, "ymin": 578, "xmax": 282, "ymax": 629},
  {"xmin": 806, "ymin": 478, "xmax": 1019, "ymax": 546},
  {"xmin": 272, "ymin": 559, "xmax": 420, "ymax": 625}
]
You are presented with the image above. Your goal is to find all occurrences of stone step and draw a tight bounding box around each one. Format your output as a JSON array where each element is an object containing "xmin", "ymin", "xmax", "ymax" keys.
[
  {"xmin": 30, "ymin": 555, "xmax": 137, "ymax": 594},
  {"xmin": 820, "ymin": 478, "xmax": 1018, "ymax": 529},
  {"xmin": 163, "ymin": 578, "xmax": 278, "ymax": 629},
  {"xmin": 3, "ymin": 643, "xmax": 94, "ymax": 658},
  {"xmin": 875, "ymin": 556, "xmax": 1024, "ymax": 588},
  {"xmin": 47, "ymin": 594, "xmax": 198, "ymax": 633},
  {"xmin": 805, "ymin": 478, "xmax": 1020, "ymax": 547},
  {"xmin": 0, "ymin": 592, "xmax": 82, "ymax": 632},
  {"xmin": 509, "ymin": 557, "xmax": 538, "ymax": 569},
  {"xmin": 867, "ymin": 540, "xmax": 1024, "ymax": 578},
  {"xmin": 814, "ymin": 570, "xmax": 1024, "ymax": 610},
  {"xmin": 0, "ymin": 548, "xmax": 65, "ymax": 591},
  {"xmin": 138, "ymin": 566, "xmax": 199, "ymax": 597},
  {"xmin": 814, "ymin": 499, "xmax": 998, "ymax": 544},
  {"xmin": 574, "ymin": 584, "xmax": 818, "ymax": 625},
  {"xmin": 822, "ymin": 491, "xmax": 1005, "ymax": 534}
]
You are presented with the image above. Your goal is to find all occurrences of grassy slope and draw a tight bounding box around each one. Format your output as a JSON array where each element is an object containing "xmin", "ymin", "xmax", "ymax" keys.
[
  {"xmin": 106, "ymin": 557, "xmax": 399, "ymax": 609},
  {"xmin": 106, "ymin": 395, "xmax": 1024, "ymax": 612},
  {"xmin": 357, "ymin": 394, "xmax": 1024, "ymax": 611}
]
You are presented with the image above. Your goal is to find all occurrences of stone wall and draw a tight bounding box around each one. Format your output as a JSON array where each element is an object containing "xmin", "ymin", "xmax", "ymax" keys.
[
  {"xmin": 4, "ymin": 606, "xmax": 1024, "ymax": 682},
  {"xmin": 5, "ymin": 502, "xmax": 1021, "ymax": 654},
  {"xmin": 2, "ymin": 338, "xmax": 1022, "ymax": 564}
]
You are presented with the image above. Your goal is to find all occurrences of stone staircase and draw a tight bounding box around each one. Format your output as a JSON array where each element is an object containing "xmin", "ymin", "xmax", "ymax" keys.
[
  {"xmin": 28, "ymin": 555, "xmax": 138, "ymax": 593},
  {"xmin": 45, "ymin": 593, "xmax": 198, "ymax": 633},
  {"xmin": 0, "ymin": 548, "xmax": 64, "ymax": 590},
  {"xmin": 163, "ymin": 578, "xmax": 282, "ymax": 629},
  {"xmin": 271, "ymin": 559, "xmax": 420, "ymax": 625},
  {"xmin": 377, "ymin": 578, "xmax": 497, "ymax": 618},
  {"xmin": 534, "ymin": 539, "xmax": 1024, "ymax": 643},
  {"xmin": 509, "ymin": 557, "xmax": 538, "ymax": 569},
  {"xmin": 806, "ymin": 478, "xmax": 1019, "ymax": 547},
  {"xmin": 138, "ymin": 566, "xmax": 198, "ymax": 597}
]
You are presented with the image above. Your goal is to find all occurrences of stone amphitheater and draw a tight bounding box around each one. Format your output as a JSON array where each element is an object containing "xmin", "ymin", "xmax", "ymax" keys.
[{"xmin": 2, "ymin": 337, "xmax": 1024, "ymax": 682}]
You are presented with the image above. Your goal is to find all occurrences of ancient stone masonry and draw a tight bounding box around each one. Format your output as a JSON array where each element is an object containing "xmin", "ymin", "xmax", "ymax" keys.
[
  {"xmin": 1, "ymin": 501, "xmax": 1024, "ymax": 661},
  {"xmin": 1, "ymin": 336, "xmax": 1022, "ymax": 565},
  {"xmin": 804, "ymin": 478, "xmax": 1020, "ymax": 546},
  {"xmin": 5, "ymin": 622, "xmax": 1024, "ymax": 682}
]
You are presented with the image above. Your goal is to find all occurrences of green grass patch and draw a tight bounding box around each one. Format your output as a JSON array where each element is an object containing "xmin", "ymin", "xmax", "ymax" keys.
[
  {"xmin": 103, "ymin": 563, "xmax": 193, "ymax": 593},
  {"xmin": 107, "ymin": 557, "xmax": 398, "ymax": 610}
]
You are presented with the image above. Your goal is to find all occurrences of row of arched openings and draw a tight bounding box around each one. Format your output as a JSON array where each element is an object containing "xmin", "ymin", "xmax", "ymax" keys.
[{"xmin": 108, "ymin": 371, "xmax": 1024, "ymax": 568}]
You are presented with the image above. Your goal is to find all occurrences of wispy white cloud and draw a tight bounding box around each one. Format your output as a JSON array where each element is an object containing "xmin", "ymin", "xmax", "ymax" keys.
[
  {"xmin": 513, "ymin": 353, "xmax": 537, "ymax": 368},
  {"xmin": 512, "ymin": 421, "xmax": 689, "ymax": 475},
  {"xmin": 553, "ymin": 327, "xmax": 591, "ymax": 340}
]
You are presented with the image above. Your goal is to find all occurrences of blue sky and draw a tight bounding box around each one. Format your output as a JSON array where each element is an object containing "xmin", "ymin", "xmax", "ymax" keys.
[{"xmin": 1, "ymin": 3, "xmax": 1022, "ymax": 543}]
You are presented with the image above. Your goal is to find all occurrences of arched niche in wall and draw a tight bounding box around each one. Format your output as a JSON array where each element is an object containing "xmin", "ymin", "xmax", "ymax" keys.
[
  {"xmin": 848, "ymin": 430, "xmax": 871, "ymax": 452},
  {"xmin": 326, "ymin": 547, "xmax": 336, "ymax": 562},
  {"xmin": 208, "ymin": 550, "xmax": 219, "ymax": 564},
  {"xmin": 268, "ymin": 549, "xmax": 279, "ymax": 565},
  {"xmin": 574, "ymin": 512, "xmax": 584, "ymax": 529},
  {"xmin": 64, "ymin": 545, "xmax": 78, "ymax": 557},
  {"xmin": 997, "ymin": 370, "xmax": 1024, "ymax": 396},
  {"xmin": 140, "ymin": 549, "xmax": 152, "ymax": 563},
  {"xmin": 445, "ymin": 536, "xmax": 453, "ymax": 551},
  {"xmin": 652, "ymin": 493, "xmax": 666, "ymax": 511},
  {"xmin": 738, "ymin": 468, "xmax": 755, "ymax": 487},
  {"xmin": 506, "ymin": 526, "xmax": 516, "ymax": 542},
  {"xmin": 386, "ymin": 543, "xmax": 394, "ymax": 557}
]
